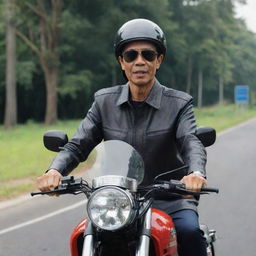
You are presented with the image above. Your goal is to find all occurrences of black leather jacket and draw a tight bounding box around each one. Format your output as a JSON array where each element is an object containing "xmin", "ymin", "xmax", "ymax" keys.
[{"xmin": 49, "ymin": 80, "xmax": 206, "ymax": 212}]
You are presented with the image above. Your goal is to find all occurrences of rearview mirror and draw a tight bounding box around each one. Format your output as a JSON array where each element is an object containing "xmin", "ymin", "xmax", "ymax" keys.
[
  {"xmin": 196, "ymin": 126, "xmax": 216, "ymax": 147},
  {"xmin": 43, "ymin": 130, "xmax": 68, "ymax": 152}
]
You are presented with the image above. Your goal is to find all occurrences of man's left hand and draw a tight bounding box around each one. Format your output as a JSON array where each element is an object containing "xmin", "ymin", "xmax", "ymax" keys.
[{"xmin": 181, "ymin": 172, "xmax": 208, "ymax": 192}]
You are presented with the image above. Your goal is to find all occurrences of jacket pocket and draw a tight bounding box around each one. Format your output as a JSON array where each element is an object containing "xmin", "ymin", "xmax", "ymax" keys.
[
  {"xmin": 146, "ymin": 128, "xmax": 173, "ymax": 137},
  {"xmin": 103, "ymin": 126, "xmax": 128, "ymax": 141}
]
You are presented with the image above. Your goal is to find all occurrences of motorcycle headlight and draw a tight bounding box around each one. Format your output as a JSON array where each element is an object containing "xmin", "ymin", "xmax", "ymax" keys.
[{"xmin": 87, "ymin": 187, "xmax": 135, "ymax": 231}]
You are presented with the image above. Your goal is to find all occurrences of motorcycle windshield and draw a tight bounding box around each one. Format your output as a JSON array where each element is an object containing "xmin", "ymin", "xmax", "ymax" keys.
[{"xmin": 85, "ymin": 140, "xmax": 144, "ymax": 185}]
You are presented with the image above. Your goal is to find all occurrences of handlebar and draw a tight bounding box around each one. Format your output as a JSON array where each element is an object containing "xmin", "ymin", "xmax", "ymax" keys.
[
  {"xmin": 31, "ymin": 176, "xmax": 219, "ymax": 197},
  {"xmin": 143, "ymin": 179, "xmax": 219, "ymax": 196}
]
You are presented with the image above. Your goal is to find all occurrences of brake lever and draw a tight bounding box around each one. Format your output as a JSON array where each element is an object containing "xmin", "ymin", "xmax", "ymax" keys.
[
  {"xmin": 31, "ymin": 186, "xmax": 69, "ymax": 196},
  {"xmin": 31, "ymin": 177, "xmax": 90, "ymax": 197}
]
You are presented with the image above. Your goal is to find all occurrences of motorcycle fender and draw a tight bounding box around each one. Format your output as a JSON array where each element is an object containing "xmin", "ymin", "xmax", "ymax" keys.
[
  {"xmin": 70, "ymin": 218, "xmax": 87, "ymax": 256},
  {"xmin": 151, "ymin": 208, "xmax": 178, "ymax": 256}
]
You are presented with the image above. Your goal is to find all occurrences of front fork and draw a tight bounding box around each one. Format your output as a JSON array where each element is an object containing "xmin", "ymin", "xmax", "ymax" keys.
[
  {"xmin": 82, "ymin": 222, "xmax": 94, "ymax": 256},
  {"xmin": 81, "ymin": 209, "xmax": 153, "ymax": 256},
  {"xmin": 136, "ymin": 208, "xmax": 152, "ymax": 256}
]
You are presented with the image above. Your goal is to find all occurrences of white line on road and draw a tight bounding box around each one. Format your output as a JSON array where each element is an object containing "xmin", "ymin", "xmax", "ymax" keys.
[{"xmin": 0, "ymin": 199, "xmax": 86, "ymax": 236}]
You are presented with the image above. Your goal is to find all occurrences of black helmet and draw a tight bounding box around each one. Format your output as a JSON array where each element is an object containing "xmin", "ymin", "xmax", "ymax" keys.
[{"xmin": 114, "ymin": 18, "xmax": 167, "ymax": 59}]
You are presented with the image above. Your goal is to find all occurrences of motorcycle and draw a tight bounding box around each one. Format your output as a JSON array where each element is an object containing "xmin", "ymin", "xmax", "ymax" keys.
[{"xmin": 32, "ymin": 127, "xmax": 218, "ymax": 256}]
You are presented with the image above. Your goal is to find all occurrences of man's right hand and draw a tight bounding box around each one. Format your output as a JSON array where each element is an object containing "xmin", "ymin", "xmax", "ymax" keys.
[{"xmin": 36, "ymin": 169, "xmax": 63, "ymax": 195}]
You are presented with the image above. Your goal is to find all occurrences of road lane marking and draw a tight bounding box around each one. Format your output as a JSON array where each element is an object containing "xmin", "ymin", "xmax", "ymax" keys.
[{"xmin": 0, "ymin": 200, "xmax": 87, "ymax": 236}]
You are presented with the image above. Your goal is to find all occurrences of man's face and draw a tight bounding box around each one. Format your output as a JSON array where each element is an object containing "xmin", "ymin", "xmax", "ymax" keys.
[{"xmin": 118, "ymin": 41, "xmax": 163, "ymax": 88}]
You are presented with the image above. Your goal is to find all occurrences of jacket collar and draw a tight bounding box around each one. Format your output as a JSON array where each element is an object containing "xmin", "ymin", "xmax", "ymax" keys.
[{"xmin": 116, "ymin": 79, "xmax": 163, "ymax": 109}]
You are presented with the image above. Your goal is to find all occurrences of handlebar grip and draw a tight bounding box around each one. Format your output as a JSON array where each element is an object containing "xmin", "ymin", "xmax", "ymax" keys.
[
  {"xmin": 31, "ymin": 192, "xmax": 43, "ymax": 196},
  {"xmin": 201, "ymin": 186, "xmax": 219, "ymax": 193}
]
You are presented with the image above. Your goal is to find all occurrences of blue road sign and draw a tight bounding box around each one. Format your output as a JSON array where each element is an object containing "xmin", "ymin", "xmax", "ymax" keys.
[{"xmin": 235, "ymin": 85, "xmax": 249, "ymax": 104}]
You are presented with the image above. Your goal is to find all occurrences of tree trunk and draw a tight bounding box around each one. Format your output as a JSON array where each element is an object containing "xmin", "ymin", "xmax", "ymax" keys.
[
  {"xmin": 218, "ymin": 75, "xmax": 224, "ymax": 105},
  {"xmin": 38, "ymin": 0, "xmax": 62, "ymax": 124},
  {"xmin": 4, "ymin": 0, "xmax": 17, "ymax": 128},
  {"xmin": 186, "ymin": 55, "xmax": 193, "ymax": 94},
  {"xmin": 197, "ymin": 67, "xmax": 203, "ymax": 108},
  {"xmin": 44, "ymin": 67, "xmax": 58, "ymax": 125}
]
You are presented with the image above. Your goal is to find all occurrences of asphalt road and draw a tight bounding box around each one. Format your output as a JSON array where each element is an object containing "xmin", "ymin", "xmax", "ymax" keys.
[
  {"xmin": 1, "ymin": 118, "xmax": 256, "ymax": 255},
  {"xmin": 199, "ymin": 117, "xmax": 256, "ymax": 256}
]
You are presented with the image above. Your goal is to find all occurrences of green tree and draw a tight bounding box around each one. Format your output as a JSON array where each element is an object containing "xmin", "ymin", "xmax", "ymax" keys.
[
  {"xmin": 1, "ymin": 0, "xmax": 255, "ymax": 123},
  {"xmin": 16, "ymin": 0, "xmax": 63, "ymax": 124},
  {"xmin": 230, "ymin": 20, "xmax": 256, "ymax": 104},
  {"xmin": 168, "ymin": 0, "xmax": 249, "ymax": 106}
]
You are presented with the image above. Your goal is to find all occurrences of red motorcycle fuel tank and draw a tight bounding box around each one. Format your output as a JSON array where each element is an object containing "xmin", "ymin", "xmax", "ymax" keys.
[
  {"xmin": 70, "ymin": 209, "xmax": 178, "ymax": 256},
  {"xmin": 151, "ymin": 208, "xmax": 178, "ymax": 256}
]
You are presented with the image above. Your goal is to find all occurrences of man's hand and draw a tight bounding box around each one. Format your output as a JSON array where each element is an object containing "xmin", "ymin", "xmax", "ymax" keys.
[
  {"xmin": 36, "ymin": 169, "xmax": 63, "ymax": 196},
  {"xmin": 181, "ymin": 172, "xmax": 208, "ymax": 193}
]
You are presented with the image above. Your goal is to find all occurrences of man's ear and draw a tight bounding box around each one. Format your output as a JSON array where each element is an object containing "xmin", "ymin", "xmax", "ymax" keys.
[
  {"xmin": 156, "ymin": 54, "xmax": 164, "ymax": 70},
  {"xmin": 118, "ymin": 56, "xmax": 125, "ymax": 70}
]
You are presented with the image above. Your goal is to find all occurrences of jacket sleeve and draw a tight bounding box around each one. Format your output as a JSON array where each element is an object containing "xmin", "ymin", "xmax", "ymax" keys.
[
  {"xmin": 175, "ymin": 99, "xmax": 207, "ymax": 177},
  {"xmin": 48, "ymin": 100, "xmax": 103, "ymax": 176}
]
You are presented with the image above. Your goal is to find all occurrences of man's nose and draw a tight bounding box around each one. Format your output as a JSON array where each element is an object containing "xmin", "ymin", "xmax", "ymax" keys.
[{"xmin": 134, "ymin": 52, "xmax": 146, "ymax": 64}]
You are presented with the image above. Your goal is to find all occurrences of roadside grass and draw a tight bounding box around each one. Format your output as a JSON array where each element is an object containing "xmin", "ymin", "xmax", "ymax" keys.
[
  {"xmin": 0, "ymin": 182, "xmax": 35, "ymax": 199},
  {"xmin": 0, "ymin": 120, "xmax": 90, "ymax": 200},
  {"xmin": 194, "ymin": 104, "xmax": 256, "ymax": 131},
  {"xmin": 0, "ymin": 104, "xmax": 256, "ymax": 200}
]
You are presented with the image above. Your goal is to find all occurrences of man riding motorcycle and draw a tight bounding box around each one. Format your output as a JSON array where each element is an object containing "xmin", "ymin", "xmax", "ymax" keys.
[{"xmin": 37, "ymin": 18, "xmax": 208, "ymax": 256}]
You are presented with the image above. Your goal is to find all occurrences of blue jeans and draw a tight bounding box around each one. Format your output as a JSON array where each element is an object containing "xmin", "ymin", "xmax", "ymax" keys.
[{"xmin": 170, "ymin": 210, "xmax": 207, "ymax": 256}]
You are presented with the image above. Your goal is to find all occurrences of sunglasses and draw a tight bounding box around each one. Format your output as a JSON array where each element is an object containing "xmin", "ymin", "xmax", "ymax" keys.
[{"xmin": 122, "ymin": 50, "xmax": 158, "ymax": 63}]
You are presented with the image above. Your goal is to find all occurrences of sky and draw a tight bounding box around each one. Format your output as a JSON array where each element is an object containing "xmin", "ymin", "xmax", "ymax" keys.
[{"xmin": 234, "ymin": 0, "xmax": 256, "ymax": 33}]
